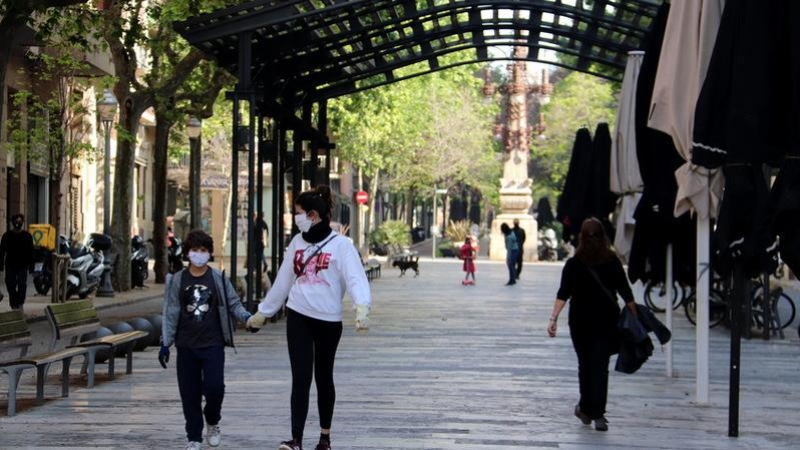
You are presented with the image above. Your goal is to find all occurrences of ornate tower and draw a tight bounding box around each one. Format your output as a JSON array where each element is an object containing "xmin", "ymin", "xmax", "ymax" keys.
[{"xmin": 488, "ymin": 46, "xmax": 551, "ymax": 261}]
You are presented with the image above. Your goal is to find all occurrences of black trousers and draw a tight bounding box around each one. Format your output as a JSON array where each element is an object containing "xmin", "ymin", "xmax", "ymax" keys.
[
  {"xmin": 515, "ymin": 250, "xmax": 524, "ymax": 277},
  {"xmin": 176, "ymin": 345, "xmax": 225, "ymax": 443},
  {"xmin": 570, "ymin": 331, "xmax": 612, "ymax": 420},
  {"xmin": 5, "ymin": 268, "xmax": 28, "ymax": 309},
  {"xmin": 286, "ymin": 309, "xmax": 343, "ymax": 442}
]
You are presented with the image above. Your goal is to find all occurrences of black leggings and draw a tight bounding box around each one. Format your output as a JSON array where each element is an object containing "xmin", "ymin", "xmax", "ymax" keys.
[
  {"xmin": 286, "ymin": 309, "xmax": 343, "ymax": 442},
  {"xmin": 570, "ymin": 331, "xmax": 612, "ymax": 420}
]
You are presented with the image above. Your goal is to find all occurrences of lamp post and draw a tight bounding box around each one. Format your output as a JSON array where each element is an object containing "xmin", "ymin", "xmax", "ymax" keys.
[
  {"xmin": 187, "ymin": 117, "xmax": 202, "ymax": 230},
  {"xmin": 97, "ymin": 89, "xmax": 117, "ymax": 298}
]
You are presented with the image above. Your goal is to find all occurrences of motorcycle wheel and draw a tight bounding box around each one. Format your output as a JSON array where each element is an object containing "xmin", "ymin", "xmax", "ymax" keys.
[{"xmin": 33, "ymin": 274, "xmax": 51, "ymax": 296}]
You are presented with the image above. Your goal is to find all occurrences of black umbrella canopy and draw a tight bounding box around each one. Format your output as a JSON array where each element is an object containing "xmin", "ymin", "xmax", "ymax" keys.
[
  {"xmin": 775, "ymin": 1, "xmax": 800, "ymax": 276},
  {"xmin": 557, "ymin": 127, "xmax": 593, "ymax": 245},
  {"xmin": 691, "ymin": 0, "xmax": 793, "ymax": 277},
  {"xmin": 586, "ymin": 122, "xmax": 618, "ymax": 238},
  {"xmin": 627, "ymin": 2, "xmax": 695, "ymax": 285},
  {"xmin": 536, "ymin": 197, "xmax": 555, "ymax": 228}
]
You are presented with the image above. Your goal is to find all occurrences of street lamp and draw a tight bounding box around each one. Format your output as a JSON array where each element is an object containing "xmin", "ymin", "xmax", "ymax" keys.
[
  {"xmin": 187, "ymin": 117, "xmax": 202, "ymax": 230},
  {"xmin": 97, "ymin": 88, "xmax": 117, "ymax": 298},
  {"xmin": 98, "ymin": 89, "xmax": 117, "ymax": 235}
]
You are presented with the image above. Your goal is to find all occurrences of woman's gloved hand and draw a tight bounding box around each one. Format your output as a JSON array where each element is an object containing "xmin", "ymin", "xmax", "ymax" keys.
[
  {"xmin": 246, "ymin": 312, "xmax": 268, "ymax": 332},
  {"xmin": 158, "ymin": 345, "xmax": 170, "ymax": 369},
  {"xmin": 355, "ymin": 304, "xmax": 370, "ymax": 332}
]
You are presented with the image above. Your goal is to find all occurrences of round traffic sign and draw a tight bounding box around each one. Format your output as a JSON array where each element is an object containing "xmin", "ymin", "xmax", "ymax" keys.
[{"xmin": 355, "ymin": 191, "xmax": 368, "ymax": 204}]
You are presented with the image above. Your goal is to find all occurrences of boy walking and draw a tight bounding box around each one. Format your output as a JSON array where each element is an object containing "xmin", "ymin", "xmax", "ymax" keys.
[{"xmin": 159, "ymin": 230, "xmax": 253, "ymax": 450}]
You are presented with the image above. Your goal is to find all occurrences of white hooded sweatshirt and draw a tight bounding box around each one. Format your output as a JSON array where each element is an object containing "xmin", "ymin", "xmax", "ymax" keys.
[{"xmin": 258, "ymin": 231, "xmax": 371, "ymax": 322}]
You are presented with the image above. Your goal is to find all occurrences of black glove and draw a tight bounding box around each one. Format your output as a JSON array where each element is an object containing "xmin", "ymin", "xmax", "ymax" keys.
[{"xmin": 158, "ymin": 345, "xmax": 170, "ymax": 369}]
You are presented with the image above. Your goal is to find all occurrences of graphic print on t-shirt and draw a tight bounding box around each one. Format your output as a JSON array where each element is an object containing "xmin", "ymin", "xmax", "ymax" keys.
[
  {"xmin": 183, "ymin": 284, "xmax": 213, "ymax": 321},
  {"xmin": 293, "ymin": 249, "xmax": 331, "ymax": 286}
]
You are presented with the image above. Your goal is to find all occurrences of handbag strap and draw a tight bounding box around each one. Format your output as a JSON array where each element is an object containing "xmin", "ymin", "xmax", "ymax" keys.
[
  {"xmin": 297, "ymin": 234, "xmax": 337, "ymax": 275},
  {"xmin": 587, "ymin": 266, "xmax": 618, "ymax": 305}
]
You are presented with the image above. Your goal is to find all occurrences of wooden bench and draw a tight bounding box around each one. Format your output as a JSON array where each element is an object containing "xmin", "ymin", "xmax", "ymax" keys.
[
  {"xmin": 365, "ymin": 258, "xmax": 381, "ymax": 281},
  {"xmin": 0, "ymin": 310, "xmax": 88, "ymax": 416},
  {"xmin": 45, "ymin": 300, "xmax": 148, "ymax": 389}
]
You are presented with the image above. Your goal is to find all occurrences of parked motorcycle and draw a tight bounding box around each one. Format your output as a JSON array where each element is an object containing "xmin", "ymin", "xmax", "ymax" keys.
[
  {"xmin": 64, "ymin": 233, "xmax": 110, "ymax": 299},
  {"xmin": 131, "ymin": 235, "xmax": 149, "ymax": 288},
  {"xmin": 167, "ymin": 235, "xmax": 184, "ymax": 274},
  {"xmin": 538, "ymin": 228, "xmax": 559, "ymax": 262}
]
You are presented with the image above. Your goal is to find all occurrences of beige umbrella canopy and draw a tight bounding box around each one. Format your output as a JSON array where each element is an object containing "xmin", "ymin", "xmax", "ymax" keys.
[
  {"xmin": 648, "ymin": 0, "xmax": 726, "ymax": 220},
  {"xmin": 611, "ymin": 50, "xmax": 644, "ymax": 263}
]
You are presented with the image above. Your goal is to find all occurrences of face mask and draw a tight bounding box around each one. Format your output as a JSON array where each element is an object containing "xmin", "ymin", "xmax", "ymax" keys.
[
  {"xmin": 295, "ymin": 213, "xmax": 314, "ymax": 233},
  {"xmin": 12, "ymin": 221, "xmax": 22, "ymax": 229},
  {"xmin": 188, "ymin": 251, "xmax": 210, "ymax": 268}
]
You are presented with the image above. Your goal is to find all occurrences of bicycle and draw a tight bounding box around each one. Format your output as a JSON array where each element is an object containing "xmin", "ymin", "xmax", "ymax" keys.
[
  {"xmin": 643, "ymin": 280, "xmax": 685, "ymax": 313},
  {"xmin": 750, "ymin": 282, "xmax": 796, "ymax": 331},
  {"xmin": 683, "ymin": 286, "xmax": 728, "ymax": 328}
]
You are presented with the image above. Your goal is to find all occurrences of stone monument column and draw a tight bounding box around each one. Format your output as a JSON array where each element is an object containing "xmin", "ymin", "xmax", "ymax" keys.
[{"xmin": 489, "ymin": 47, "xmax": 547, "ymax": 262}]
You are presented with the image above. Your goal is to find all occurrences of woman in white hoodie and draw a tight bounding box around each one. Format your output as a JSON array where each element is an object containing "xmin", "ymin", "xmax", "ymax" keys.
[{"xmin": 247, "ymin": 185, "xmax": 371, "ymax": 450}]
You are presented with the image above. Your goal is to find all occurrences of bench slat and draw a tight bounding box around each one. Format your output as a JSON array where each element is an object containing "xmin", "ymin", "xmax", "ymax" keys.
[
  {"xmin": 2, "ymin": 347, "xmax": 88, "ymax": 367},
  {"xmin": 71, "ymin": 331, "xmax": 148, "ymax": 348}
]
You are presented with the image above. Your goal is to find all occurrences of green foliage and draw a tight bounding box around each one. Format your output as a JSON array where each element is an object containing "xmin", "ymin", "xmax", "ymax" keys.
[
  {"xmin": 6, "ymin": 51, "xmax": 97, "ymax": 174},
  {"xmin": 444, "ymin": 219, "xmax": 471, "ymax": 244},
  {"xmin": 532, "ymin": 71, "xmax": 618, "ymax": 204},
  {"xmin": 328, "ymin": 50, "xmax": 500, "ymax": 203},
  {"xmin": 371, "ymin": 220, "xmax": 411, "ymax": 247}
]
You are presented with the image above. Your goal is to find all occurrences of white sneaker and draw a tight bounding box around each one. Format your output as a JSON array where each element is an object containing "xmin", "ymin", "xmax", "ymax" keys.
[
  {"xmin": 206, "ymin": 423, "xmax": 221, "ymax": 447},
  {"xmin": 184, "ymin": 442, "xmax": 202, "ymax": 450}
]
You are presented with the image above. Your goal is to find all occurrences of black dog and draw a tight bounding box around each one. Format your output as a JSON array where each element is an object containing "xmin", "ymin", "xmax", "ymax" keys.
[{"xmin": 392, "ymin": 258, "xmax": 419, "ymax": 277}]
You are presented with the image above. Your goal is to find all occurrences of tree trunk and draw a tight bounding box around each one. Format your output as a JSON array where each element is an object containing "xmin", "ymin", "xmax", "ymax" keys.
[
  {"xmin": 110, "ymin": 91, "xmax": 147, "ymax": 291},
  {"xmin": 405, "ymin": 188, "xmax": 415, "ymax": 228},
  {"xmin": 151, "ymin": 111, "xmax": 173, "ymax": 283},
  {"xmin": 48, "ymin": 173, "xmax": 62, "ymax": 232}
]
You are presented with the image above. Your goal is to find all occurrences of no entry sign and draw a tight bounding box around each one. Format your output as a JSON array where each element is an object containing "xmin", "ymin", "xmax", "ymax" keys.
[{"xmin": 355, "ymin": 191, "xmax": 368, "ymax": 204}]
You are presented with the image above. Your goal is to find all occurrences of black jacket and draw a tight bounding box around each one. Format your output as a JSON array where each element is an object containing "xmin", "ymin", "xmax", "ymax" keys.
[
  {"xmin": 0, "ymin": 229, "xmax": 34, "ymax": 271},
  {"xmin": 616, "ymin": 303, "xmax": 671, "ymax": 374}
]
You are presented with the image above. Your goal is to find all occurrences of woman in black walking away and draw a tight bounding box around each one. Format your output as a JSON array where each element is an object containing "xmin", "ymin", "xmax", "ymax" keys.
[{"xmin": 546, "ymin": 217, "xmax": 637, "ymax": 431}]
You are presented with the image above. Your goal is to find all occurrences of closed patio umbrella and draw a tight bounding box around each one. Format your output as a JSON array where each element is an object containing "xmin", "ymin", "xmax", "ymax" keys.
[
  {"xmin": 647, "ymin": 0, "xmax": 726, "ymax": 406},
  {"xmin": 586, "ymin": 122, "xmax": 617, "ymax": 239},
  {"xmin": 611, "ymin": 51, "xmax": 644, "ymax": 263},
  {"xmin": 556, "ymin": 127, "xmax": 593, "ymax": 244}
]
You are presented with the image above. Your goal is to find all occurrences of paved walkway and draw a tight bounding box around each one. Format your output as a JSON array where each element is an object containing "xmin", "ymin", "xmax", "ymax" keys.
[{"xmin": 2, "ymin": 258, "xmax": 800, "ymax": 449}]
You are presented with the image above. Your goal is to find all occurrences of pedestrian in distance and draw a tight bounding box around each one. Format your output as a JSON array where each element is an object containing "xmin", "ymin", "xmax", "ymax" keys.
[
  {"xmin": 159, "ymin": 229, "xmax": 253, "ymax": 450},
  {"xmin": 500, "ymin": 223, "xmax": 519, "ymax": 285},
  {"xmin": 246, "ymin": 185, "xmax": 372, "ymax": 450},
  {"xmin": 512, "ymin": 218, "xmax": 526, "ymax": 279},
  {"xmin": 546, "ymin": 217, "xmax": 637, "ymax": 432},
  {"xmin": 0, "ymin": 214, "xmax": 34, "ymax": 310},
  {"xmin": 459, "ymin": 236, "xmax": 476, "ymax": 285}
]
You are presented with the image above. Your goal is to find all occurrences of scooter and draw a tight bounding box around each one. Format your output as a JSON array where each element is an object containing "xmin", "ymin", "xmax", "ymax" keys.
[
  {"xmin": 538, "ymin": 228, "xmax": 559, "ymax": 262},
  {"xmin": 131, "ymin": 235, "xmax": 149, "ymax": 288},
  {"xmin": 65, "ymin": 233, "xmax": 110, "ymax": 299},
  {"xmin": 167, "ymin": 235, "xmax": 184, "ymax": 274}
]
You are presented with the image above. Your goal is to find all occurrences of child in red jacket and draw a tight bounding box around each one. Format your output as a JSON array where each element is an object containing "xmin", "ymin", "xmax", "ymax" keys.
[{"xmin": 459, "ymin": 236, "xmax": 476, "ymax": 285}]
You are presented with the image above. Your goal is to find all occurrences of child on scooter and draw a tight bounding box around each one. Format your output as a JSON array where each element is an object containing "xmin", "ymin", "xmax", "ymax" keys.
[{"xmin": 459, "ymin": 236, "xmax": 476, "ymax": 285}]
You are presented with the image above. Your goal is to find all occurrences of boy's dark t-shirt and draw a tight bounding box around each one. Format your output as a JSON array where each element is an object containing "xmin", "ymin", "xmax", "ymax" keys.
[{"xmin": 175, "ymin": 269, "xmax": 225, "ymax": 349}]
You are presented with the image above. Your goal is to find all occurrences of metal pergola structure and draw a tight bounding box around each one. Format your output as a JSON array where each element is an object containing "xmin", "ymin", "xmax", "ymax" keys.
[{"xmin": 173, "ymin": 0, "xmax": 662, "ymax": 309}]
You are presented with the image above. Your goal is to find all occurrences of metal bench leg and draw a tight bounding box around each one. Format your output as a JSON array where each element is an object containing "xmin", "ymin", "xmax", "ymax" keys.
[
  {"xmin": 126, "ymin": 348, "xmax": 134, "ymax": 374},
  {"xmin": 5, "ymin": 369, "xmax": 22, "ymax": 416},
  {"xmin": 108, "ymin": 351, "xmax": 116, "ymax": 380},
  {"xmin": 84, "ymin": 349, "xmax": 98, "ymax": 388},
  {"xmin": 61, "ymin": 357, "xmax": 74, "ymax": 398},
  {"xmin": 36, "ymin": 364, "xmax": 51, "ymax": 405}
]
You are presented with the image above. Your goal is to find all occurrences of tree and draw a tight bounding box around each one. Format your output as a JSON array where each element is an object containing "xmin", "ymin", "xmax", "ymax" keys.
[
  {"xmin": 532, "ymin": 71, "xmax": 618, "ymax": 203},
  {"xmin": 329, "ymin": 53, "xmax": 499, "ymax": 233},
  {"xmin": 97, "ymin": 0, "xmax": 236, "ymax": 289}
]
